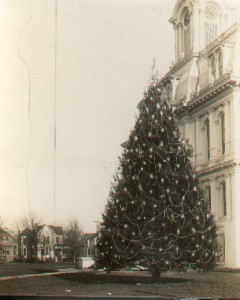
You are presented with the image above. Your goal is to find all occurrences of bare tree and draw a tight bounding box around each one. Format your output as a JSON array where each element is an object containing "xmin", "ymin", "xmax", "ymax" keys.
[
  {"xmin": 0, "ymin": 216, "xmax": 3, "ymax": 228},
  {"xmin": 64, "ymin": 218, "xmax": 84, "ymax": 262},
  {"xmin": 19, "ymin": 211, "xmax": 42, "ymax": 262}
]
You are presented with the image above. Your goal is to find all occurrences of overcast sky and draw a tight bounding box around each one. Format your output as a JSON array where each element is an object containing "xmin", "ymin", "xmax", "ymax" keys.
[{"xmin": 0, "ymin": 0, "xmax": 175, "ymax": 232}]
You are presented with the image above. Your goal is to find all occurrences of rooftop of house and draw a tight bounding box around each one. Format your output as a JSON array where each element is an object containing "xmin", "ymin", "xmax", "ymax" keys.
[
  {"xmin": 83, "ymin": 233, "xmax": 97, "ymax": 240},
  {"xmin": 20, "ymin": 224, "xmax": 63, "ymax": 236},
  {"xmin": 49, "ymin": 225, "xmax": 63, "ymax": 235},
  {"xmin": 0, "ymin": 228, "xmax": 10, "ymax": 235}
]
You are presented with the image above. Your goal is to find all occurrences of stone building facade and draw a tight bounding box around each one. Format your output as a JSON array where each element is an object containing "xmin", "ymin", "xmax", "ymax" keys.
[{"xmin": 161, "ymin": 0, "xmax": 240, "ymax": 268}]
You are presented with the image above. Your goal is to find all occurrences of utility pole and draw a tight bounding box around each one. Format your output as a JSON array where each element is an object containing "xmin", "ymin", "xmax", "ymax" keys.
[{"xmin": 93, "ymin": 221, "xmax": 100, "ymax": 233}]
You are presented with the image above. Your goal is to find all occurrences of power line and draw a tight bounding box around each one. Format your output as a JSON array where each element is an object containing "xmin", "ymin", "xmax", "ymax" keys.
[
  {"xmin": 53, "ymin": 0, "xmax": 58, "ymax": 225},
  {"xmin": 17, "ymin": 15, "xmax": 34, "ymax": 212}
]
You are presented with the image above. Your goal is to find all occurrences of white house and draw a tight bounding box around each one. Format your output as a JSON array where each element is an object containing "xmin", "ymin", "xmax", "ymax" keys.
[
  {"xmin": 0, "ymin": 228, "xmax": 17, "ymax": 262},
  {"xmin": 37, "ymin": 225, "xmax": 67, "ymax": 262},
  {"xmin": 19, "ymin": 224, "xmax": 68, "ymax": 262},
  {"xmin": 80, "ymin": 233, "xmax": 97, "ymax": 257}
]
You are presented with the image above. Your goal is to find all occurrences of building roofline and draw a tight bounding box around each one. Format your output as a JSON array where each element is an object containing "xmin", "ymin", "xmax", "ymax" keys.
[{"xmin": 196, "ymin": 160, "xmax": 236, "ymax": 177}]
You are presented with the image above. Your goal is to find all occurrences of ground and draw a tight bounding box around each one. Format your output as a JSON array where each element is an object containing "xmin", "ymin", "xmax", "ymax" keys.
[{"xmin": 0, "ymin": 262, "xmax": 240, "ymax": 297}]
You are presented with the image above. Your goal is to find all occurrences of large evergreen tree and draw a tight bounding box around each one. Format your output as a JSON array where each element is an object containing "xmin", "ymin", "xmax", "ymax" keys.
[{"xmin": 97, "ymin": 75, "xmax": 218, "ymax": 281}]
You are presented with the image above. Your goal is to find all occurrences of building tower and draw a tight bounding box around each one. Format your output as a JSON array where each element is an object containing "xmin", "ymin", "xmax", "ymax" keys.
[{"xmin": 161, "ymin": 0, "xmax": 240, "ymax": 268}]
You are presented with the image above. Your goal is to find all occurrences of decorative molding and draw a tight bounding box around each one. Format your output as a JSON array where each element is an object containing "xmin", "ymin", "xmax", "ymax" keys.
[
  {"xmin": 196, "ymin": 160, "xmax": 236, "ymax": 177},
  {"xmin": 162, "ymin": 52, "xmax": 198, "ymax": 80},
  {"xmin": 175, "ymin": 73, "xmax": 240, "ymax": 115}
]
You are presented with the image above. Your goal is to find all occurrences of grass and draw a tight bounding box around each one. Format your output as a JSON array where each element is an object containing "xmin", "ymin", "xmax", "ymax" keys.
[
  {"xmin": 0, "ymin": 263, "xmax": 240, "ymax": 297},
  {"xmin": 56, "ymin": 269, "xmax": 189, "ymax": 285}
]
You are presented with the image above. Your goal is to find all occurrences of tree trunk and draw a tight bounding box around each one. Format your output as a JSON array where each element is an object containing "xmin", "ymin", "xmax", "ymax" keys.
[{"xmin": 151, "ymin": 263, "xmax": 161, "ymax": 283}]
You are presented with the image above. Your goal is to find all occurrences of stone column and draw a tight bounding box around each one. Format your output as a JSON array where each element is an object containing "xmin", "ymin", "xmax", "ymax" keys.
[
  {"xmin": 233, "ymin": 166, "xmax": 240, "ymax": 267},
  {"xmin": 192, "ymin": 4, "xmax": 199, "ymax": 52},
  {"xmin": 231, "ymin": 90, "xmax": 240, "ymax": 160},
  {"xmin": 224, "ymin": 100, "xmax": 231, "ymax": 155}
]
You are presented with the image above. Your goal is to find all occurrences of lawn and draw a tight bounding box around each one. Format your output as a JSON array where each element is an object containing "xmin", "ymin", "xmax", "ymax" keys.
[{"xmin": 0, "ymin": 263, "xmax": 240, "ymax": 298}]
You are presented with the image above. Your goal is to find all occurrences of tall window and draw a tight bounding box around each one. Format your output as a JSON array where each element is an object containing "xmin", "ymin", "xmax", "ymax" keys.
[
  {"xmin": 205, "ymin": 22, "xmax": 218, "ymax": 46},
  {"xmin": 204, "ymin": 119, "xmax": 210, "ymax": 161},
  {"xmin": 44, "ymin": 237, "xmax": 50, "ymax": 244},
  {"xmin": 205, "ymin": 185, "xmax": 211, "ymax": 210},
  {"xmin": 183, "ymin": 8, "xmax": 191, "ymax": 57},
  {"xmin": 220, "ymin": 113, "xmax": 225, "ymax": 155},
  {"xmin": 184, "ymin": 26, "xmax": 191, "ymax": 56},
  {"xmin": 219, "ymin": 182, "xmax": 227, "ymax": 217}
]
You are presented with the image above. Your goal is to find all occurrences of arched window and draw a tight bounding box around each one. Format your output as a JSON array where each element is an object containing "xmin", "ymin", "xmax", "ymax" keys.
[
  {"xmin": 182, "ymin": 8, "xmax": 192, "ymax": 57},
  {"xmin": 219, "ymin": 181, "xmax": 227, "ymax": 217},
  {"xmin": 184, "ymin": 26, "xmax": 191, "ymax": 56},
  {"xmin": 204, "ymin": 119, "xmax": 210, "ymax": 161},
  {"xmin": 205, "ymin": 185, "xmax": 211, "ymax": 210}
]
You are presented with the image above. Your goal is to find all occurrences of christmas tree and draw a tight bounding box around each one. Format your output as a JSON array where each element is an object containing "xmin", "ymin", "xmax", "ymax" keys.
[{"xmin": 97, "ymin": 74, "xmax": 218, "ymax": 281}]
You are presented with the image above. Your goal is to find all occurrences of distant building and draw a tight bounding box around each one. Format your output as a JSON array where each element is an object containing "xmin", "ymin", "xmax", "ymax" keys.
[
  {"xmin": 159, "ymin": 0, "xmax": 240, "ymax": 268},
  {"xmin": 80, "ymin": 233, "xmax": 97, "ymax": 257},
  {"xmin": 76, "ymin": 233, "xmax": 97, "ymax": 269},
  {"xmin": 0, "ymin": 228, "xmax": 17, "ymax": 262},
  {"xmin": 19, "ymin": 224, "xmax": 69, "ymax": 262}
]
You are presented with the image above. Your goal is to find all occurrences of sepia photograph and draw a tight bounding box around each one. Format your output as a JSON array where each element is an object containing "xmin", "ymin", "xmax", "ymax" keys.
[{"xmin": 0, "ymin": 0, "xmax": 240, "ymax": 298}]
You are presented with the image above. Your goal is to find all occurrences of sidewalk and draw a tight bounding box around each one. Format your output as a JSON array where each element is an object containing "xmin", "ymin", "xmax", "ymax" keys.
[{"xmin": 0, "ymin": 267, "xmax": 80, "ymax": 282}]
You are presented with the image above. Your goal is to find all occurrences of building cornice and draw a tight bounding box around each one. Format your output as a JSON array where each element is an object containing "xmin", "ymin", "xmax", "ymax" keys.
[
  {"xmin": 196, "ymin": 160, "xmax": 236, "ymax": 177},
  {"xmin": 175, "ymin": 73, "xmax": 240, "ymax": 114},
  {"xmin": 161, "ymin": 52, "xmax": 199, "ymax": 85}
]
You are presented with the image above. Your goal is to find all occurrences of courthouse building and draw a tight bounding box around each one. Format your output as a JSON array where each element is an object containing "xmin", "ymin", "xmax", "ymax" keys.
[{"xmin": 160, "ymin": 0, "xmax": 240, "ymax": 268}]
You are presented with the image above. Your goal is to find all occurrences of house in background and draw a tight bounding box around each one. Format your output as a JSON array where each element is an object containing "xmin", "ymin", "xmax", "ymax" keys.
[
  {"xmin": 19, "ymin": 224, "xmax": 68, "ymax": 262},
  {"xmin": 80, "ymin": 233, "xmax": 97, "ymax": 257},
  {"xmin": 77, "ymin": 233, "xmax": 97, "ymax": 269},
  {"xmin": 0, "ymin": 228, "xmax": 17, "ymax": 262},
  {"xmin": 37, "ymin": 225, "xmax": 69, "ymax": 262}
]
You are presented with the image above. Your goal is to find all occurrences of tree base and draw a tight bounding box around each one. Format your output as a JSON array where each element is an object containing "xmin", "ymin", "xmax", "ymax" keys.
[{"xmin": 151, "ymin": 264, "xmax": 161, "ymax": 283}]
